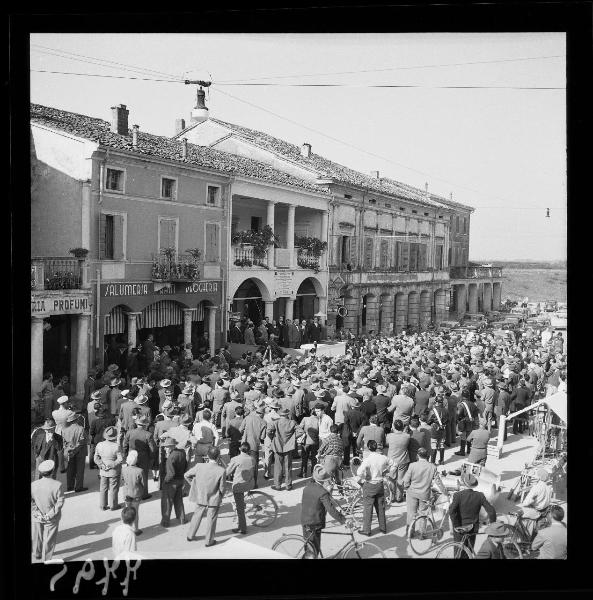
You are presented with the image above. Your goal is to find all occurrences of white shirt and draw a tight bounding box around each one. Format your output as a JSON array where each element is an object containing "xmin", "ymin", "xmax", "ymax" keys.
[
  {"xmin": 318, "ymin": 414, "xmax": 334, "ymax": 440},
  {"xmin": 112, "ymin": 523, "xmax": 137, "ymax": 558},
  {"xmin": 521, "ymin": 480, "xmax": 552, "ymax": 512},
  {"xmin": 192, "ymin": 420, "xmax": 219, "ymax": 446},
  {"xmin": 45, "ymin": 431, "xmax": 54, "ymax": 443},
  {"xmin": 357, "ymin": 452, "xmax": 390, "ymax": 483}
]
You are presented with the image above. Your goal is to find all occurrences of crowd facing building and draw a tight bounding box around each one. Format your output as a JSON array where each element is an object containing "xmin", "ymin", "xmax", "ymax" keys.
[{"xmin": 30, "ymin": 90, "xmax": 502, "ymax": 397}]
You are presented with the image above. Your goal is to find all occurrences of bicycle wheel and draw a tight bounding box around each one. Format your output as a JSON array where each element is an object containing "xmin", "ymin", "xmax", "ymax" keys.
[
  {"xmin": 408, "ymin": 516, "xmax": 438, "ymax": 555},
  {"xmin": 341, "ymin": 541, "xmax": 386, "ymax": 559},
  {"xmin": 383, "ymin": 480, "xmax": 394, "ymax": 505},
  {"xmin": 435, "ymin": 542, "xmax": 474, "ymax": 559},
  {"xmin": 501, "ymin": 540, "xmax": 523, "ymax": 559},
  {"xmin": 348, "ymin": 456, "xmax": 362, "ymax": 479},
  {"xmin": 245, "ymin": 491, "xmax": 278, "ymax": 527},
  {"xmin": 272, "ymin": 534, "xmax": 317, "ymax": 558}
]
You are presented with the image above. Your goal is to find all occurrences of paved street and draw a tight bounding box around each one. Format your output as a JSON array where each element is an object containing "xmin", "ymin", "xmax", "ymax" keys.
[{"xmin": 31, "ymin": 430, "xmax": 565, "ymax": 561}]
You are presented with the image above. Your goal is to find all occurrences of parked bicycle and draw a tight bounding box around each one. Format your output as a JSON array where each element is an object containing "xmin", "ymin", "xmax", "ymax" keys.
[
  {"xmin": 271, "ymin": 517, "xmax": 386, "ymax": 559},
  {"xmin": 348, "ymin": 455, "xmax": 394, "ymax": 504},
  {"xmin": 435, "ymin": 523, "xmax": 522, "ymax": 559},
  {"xmin": 499, "ymin": 505, "xmax": 557, "ymax": 559},
  {"xmin": 407, "ymin": 489, "xmax": 452, "ymax": 555}
]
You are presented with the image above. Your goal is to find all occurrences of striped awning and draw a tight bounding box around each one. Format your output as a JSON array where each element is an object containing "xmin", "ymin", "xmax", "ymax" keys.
[
  {"xmin": 139, "ymin": 301, "xmax": 184, "ymax": 329},
  {"xmin": 104, "ymin": 305, "xmax": 129, "ymax": 335}
]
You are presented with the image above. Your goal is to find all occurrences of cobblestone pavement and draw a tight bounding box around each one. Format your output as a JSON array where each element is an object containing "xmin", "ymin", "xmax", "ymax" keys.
[{"xmin": 31, "ymin": 430, "xmax": 566, "ymax": 562}]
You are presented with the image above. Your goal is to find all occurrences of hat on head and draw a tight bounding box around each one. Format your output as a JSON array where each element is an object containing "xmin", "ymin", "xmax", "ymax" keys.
[
  {"xmin": 57, "ymin": 395, "xmax": 69, "ymax": 405},
  {"xmin": 38, "ymin": 460, "xmax": 55, "ymax": 475},
  {"xmin": 91, "ymin": 390, "xmax": 102, "ymax": 401},
  {"xmin": 314, "ymin": 389, "xmax": 326, "ymax": 398},
  {"xmin": 461, "ymin": 473, "xmax": 479, "ymax": 487},
  {"xmin": 103, "ymin": 426, "xmax": 118, "ymax": 441},
  {"xmin": 160, "ymin": 379, "xmax": 172, "ymax": 388},
  {"xmin": 40, "ymin": 419, "xmax": 56, "ymax": 431},
  {"xmin": 254, "ymin": 382, "xmax": 264, "ymax": 390},
  {"xmin": 66, "ymin": 411, "xmax": 79, "ymax": 423},
  {"xmin": 135, "ymin": 394, "xmax": 148, "ymax": 405},
  {"xmin": 110, "ymin": 377, "xmax": 122, "ymax": 387},
  {"xmin": 120, "ymin": 389, "xmax": 130, "ymax": 398},
  {"xmin": 312, "ymin": 464, "xmax": 332, "ymax": 483},
  {"xmin": 483, "ymin": 378, "xmax": 494, "ymax": 387},
  {"xmin": 162, "ymin": 399, "xmax": 172, "ymax": 409},
  {"xmin": 161, "ymin": 437, "xmax": 177, "ymax": 448},
  {"xmin": 136, "ymin": 414, "xmax": 149, "ymax": 426},
  {"xmin": 269, "ymin": 402, "xmax": 281, "ymax": 410},
  {"xmin": 278, "ymin": 408, "xmax": 290, "ymax": 417},
  {"xmin": 484, "ymin": 522, "xmax": 508, "ymax": 537},
  {"xmin": 376, "ymin": 384, "xmax": 387, "ymax": 394}
]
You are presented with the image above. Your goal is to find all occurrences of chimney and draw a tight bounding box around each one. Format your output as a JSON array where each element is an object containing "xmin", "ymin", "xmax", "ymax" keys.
[
  {"xmin": 132, "ymin": 124, "xmax": 139, "ymax": 148},
  {"xmin": 181, "ymin": 138, "xmax": 188, "ymax": 159},
  {"xmin": 425, "ymin": 182, "xmax": 429, "ymax": 192},
  {"xmin": 190, "ymin": 87, "xmax": 209, "ymax": 124},
  {"xmin": 175, "ymin": 118, "xmax": 186, "ymax": 135},
  {"xmin": 110, "ymin": 104, "xmax": 129, "ymax": 135},
  {"xmin": 370, "ymin": 170, "xmax": 380, "ymax": 179},
  {"xmin": 301, "ymin": 143, "xmax": 312, "ymax": 158},
  {"xmin": 450, "ymin": 192, "xmax": 453, "ymax": 201}
]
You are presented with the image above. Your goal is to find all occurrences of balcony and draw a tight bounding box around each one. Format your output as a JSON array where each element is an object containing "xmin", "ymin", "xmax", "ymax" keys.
[
  {"xmin": 31, "ymin": 257, "xmax": 89, "ymax": 291},
  {"xmin": 232, "ymin": 245, "xmax": 269, "ymax": 269},
  {"xmin": 151, "ymin": 253, "xmax": 200, "ymax": 282},
  {"xmin": 450, "ymin": 266, "xmax": 503, "ymax": 279},
  {"xmin": 296, "ymin": 250, "xmax": 321, "ymax": 272}
]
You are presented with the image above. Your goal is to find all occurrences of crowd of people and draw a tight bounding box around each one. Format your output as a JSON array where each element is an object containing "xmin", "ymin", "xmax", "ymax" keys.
[{"xmin": 30, "ymin": 319, "xmax": 567, "ymax": 561}]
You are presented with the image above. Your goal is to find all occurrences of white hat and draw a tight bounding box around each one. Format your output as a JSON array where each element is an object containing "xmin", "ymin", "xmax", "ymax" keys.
[
  {"xmin": 57, "ymin": 396, "xmax": 69, "ymax": 405},
  {"xmin": 160, "ymin": 379, "xmax": 172, "ymax": 388},
  {"xmin": 38, "ymin": 459, "xmax": 55, "ymax": 474},
  {"xmin": 120, "ymin": 389, "xmax": 130, "ymax": 397}
]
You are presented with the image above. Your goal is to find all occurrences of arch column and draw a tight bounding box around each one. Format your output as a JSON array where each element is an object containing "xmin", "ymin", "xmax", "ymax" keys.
[
  {"xmin": 343, "ymin": 294, "xmax": 359, "ymax": 334},
  {"xmin": 320, "ymin": 210, "xmax": 329, "ymax": 269},
  {"xmin": 127, "ymin": 311, "xmax": 141, "ymax": 347},
  {"xmin": 75, "ymin": 314, "xmax": 90, "ymax": 396},
  {"xmin": 483, "ymin": 283, "xmax": 493, "ymax": 313},
  {"xmin": 317, "ymin": 296, "xmax": 328, "ymax": 324},
  {"xmin": 492, "ymin": 282, "xmax": 502, "ymax": 311},
  {"xmin": 207, "ymin": 306, "xmax": 218, "ymax": 356},
  {"xmin": 264, "ymin": 300, "xmax": 275, "ymax": 321},
  {"xmin": 31, "ymin": 316, "xmax": 44, "ymax": 394},
  {"xmin": 434, "ymin": 289, "xmax": 446, "ymax": 324},
  {"xmin": 468, "ymin": 283, "xmax": 478, "ymax": 314},
  {"xmin": 456, "ymin": 284, "xmax": 467, "ymax": 319},
  {"xmin": 419, "ymin": 290, "xmax": 431, "ymax": 329},
  {"xmin": 182, "ymin": 309, "xmax": 193, "ymax": 347},
  {"xmin": 287, "ymin": 204, "xmax": 296, "ymax": 269},
  {"xmin": 266, "ymin": 200, "xmax": 276, "ymax": 269},
  {"xmin": 364, "ymin": 295, "xmax": 379, "ymax": 334},
  {"xmin": 408, "ymin": 292, "xmax": 419, "ymax": 329},
  {"xmin": 380, "ymin": 295, "xmax": 394, "ymax": 335},
  {"xmin": 394, "ymin": 293, "xmax": 408, "ymax": 334},
  {"xmin": 284, "ymin": 297, "xmax": 295, "ymax": 321}
]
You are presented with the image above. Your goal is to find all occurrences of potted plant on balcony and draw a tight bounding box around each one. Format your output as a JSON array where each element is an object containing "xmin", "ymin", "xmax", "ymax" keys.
[
  {"xmin": 294, "ymin": 236, "xmax": 327, "ymax": 273},
  {"xmin": 68, "ymin": 247, "xmax": 89, "ymax": 259},
  {"xmin": 232, "ymin": 226, "xmax": 278, "ymax": 269}
]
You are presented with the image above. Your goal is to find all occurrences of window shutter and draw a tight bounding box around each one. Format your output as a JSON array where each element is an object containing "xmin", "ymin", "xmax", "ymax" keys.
[
  {"xmin": 401, "ymin": 243, "xmax": 409, "ymax": 270},
  {"xmin": 113, "ymin": 215, "xmax": 125, "ymax": 260},
  {"xmin": 380, "ymin": 239, "xmax": 388, "ymax": 269},
  {"xmin": 349, "ymin": 236, "xmax": 358, "ymax": 266},
  {"xmin": 99, "ymin": 213, "xmax": 107, "ymax": 259},
  {"xmin": 206, "ymin": 223, "xmax": 219, "ymax": 262},
  {"xmin": 409, "ymin": 243, "xmax": 418, "ymax": 271},
  {"xmin": 364, "ymin": 237, "xmax": 374, "ymax": 269},
  {"xmin": 336, "ymin": 236, "xmax": 343, "ymax": 265},
  {"xmin": 394, "ymin": 241, "xmax": 400, "ymax": 268},
  {"xmin": 419, "ymin": 244, "xmax": 427, "ymax": 270}
]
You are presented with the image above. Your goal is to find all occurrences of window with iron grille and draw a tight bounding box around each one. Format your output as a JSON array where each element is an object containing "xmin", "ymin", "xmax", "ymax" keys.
[
  {"xmin": 106, "ymin": 168, "xmax": 124, "ymax": 192},
  {"xmin": 161, "ymin": 177, "xmax": 177, "ymax": 200}
]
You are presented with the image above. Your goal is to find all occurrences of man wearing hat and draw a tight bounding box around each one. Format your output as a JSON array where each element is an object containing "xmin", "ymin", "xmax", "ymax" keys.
[
  {"xmin": 31, "ymin": 419, "xmax": 63, "ymax": 479},
  {"xmin": 475, "ymin": 521, "xmax": 509, "ymax": 559},
  {"xmin": 296, "ymin": 406, "xmax": 321, "ymax": 478},
  {"xmin": 267, "ymin": 407, "xmax": 297, "ymax": 491},
  {"xmin": 262, "ymin": 401, "xmax": 281, "ymax": 480},
  {"xmin": 342, "ymin": 397, "xmax": 366, "ymax": 468},
  {"xmin": 300, "ymin": 464, "xmax": 347, "ymax": 557},
  {"xmin": 519, "ymin": 468, "xmax": 553, "ymax": 537},
  {"xmin": 52, "ymin": 395, "xmax": 74, "ymax": 437},
  {"xmin": 94, "ymin": 426, "xmax": 123, "ymax": 510},
  {"xmin": 225, "ymin": 441, "xmax": 256, "ymax": 535},
  {"xmin": 454, "ymin": 390, "xmax": 479, "ymax": 457},
  {"xmin": 121, "ymin": 450, "xmax": 145, "ymax": 534},
  {"xmin": 444, "ymin": 384, "xmax": 460, "ymax": 448},
  {"xmin": 31, "ymin": 459, "xmax": 65, "ymax": 561},
  {"xmin": 160, "ymin": 435, "xmax": 187, "ymax": 527},
  {"xmin": 222, "ymin": 391, "xmax": 242, "ymax": 439},
  {"xmin": 239, "ymin": 404, "xmax": 267, "ymax": 487},
  {"xmin": 107, "ymin": 377, "xmax": 123, "ymax": 417},
  {"xmin": 426, "ymin": 392, "xmax": 449, "ymax": 466},
  {"xmin": 123, "ymin": 414, "xmax": 156, "ymax": 500},
  {"xmin": 157, "ymin": 379, "xmax": 173, "ymax": 412},
  {"xmin": 62, "ymin": 411, "xmax": 88, "ymax": 492},
  {"xmin": 448, "ymin": 472, "xmax": 497, "ymax": 556},
  {"xmin": 90, "ymin": 403, "xmax": 117, "ymax": 471}
]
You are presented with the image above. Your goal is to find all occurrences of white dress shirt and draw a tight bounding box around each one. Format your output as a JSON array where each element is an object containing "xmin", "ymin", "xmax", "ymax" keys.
[
  {"xmin": 357, "ymin": 452, "xmax": 390, "ymax": 484},
  {"xmin": 318, "ymin": 414, "xmax": 334, "ymax": 440},
  {"xmin": 112, "ymin": 523, "xmax": 137, "ymax": 558}
]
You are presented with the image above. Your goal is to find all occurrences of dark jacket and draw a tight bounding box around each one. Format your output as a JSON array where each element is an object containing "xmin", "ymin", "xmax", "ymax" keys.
[
  {"xmin": 448, "ymin": 488, "xmax": 496, "ymax": 529},
  {"xmin": 123, "ymin": 427, "xmax": 157, "ymax": 468},
  {"xmin": 343, "ymin": 407, "xmax": 366, "ymax": 441},
  {"xmin": 90, "ymin": 413, "xmax": 117, "ymax": 445},
  {"xmin": 372, "ymin": 395, "xmax": 390, "ymax": 426},
  {"xmin": 301, "ymin": 480, "xmax": 345, "ymax": 528},
  {"xmin": 475, "ymin": 537, "xmax": 506, "ymax": 559},
  {"xmin": 164, "ymin": 448, "xmax": 188, "ymax": 483},
  {"xmin": 32, "ymin": 429, "xmax": 63, "ymax": 463}
]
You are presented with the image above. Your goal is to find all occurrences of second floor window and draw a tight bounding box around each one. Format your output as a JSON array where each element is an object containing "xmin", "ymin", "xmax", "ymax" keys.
[
  {"xmin": 161, "ymin": 177, "xmax": 176, "ymax": 200},
  {"xmin": 106, "ymin": 168, "xmax": 124, "ymax": 192},
  {"xmin": 207, "ymin": 186, "xmax": 219, "ymax": 205},
  {"xmin": 99, "ymin": 213, "xmax": 125, "ymax": 260}
]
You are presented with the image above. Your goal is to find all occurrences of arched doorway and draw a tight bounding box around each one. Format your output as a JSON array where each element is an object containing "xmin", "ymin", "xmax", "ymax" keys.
[
  {"xmin": 232, "ymin": 279, "xmax": 266, "ymax": 324},
  {"xmin": 103, "ymin": 304, "xmax": 133, "ymax": 365},
  {"xmin": 295, "ymin": 278, "xmax": 318, "ymax": 323},
  {"xmin": 137, "ymin": 300, "xmax": 187, "ymax": 350}
]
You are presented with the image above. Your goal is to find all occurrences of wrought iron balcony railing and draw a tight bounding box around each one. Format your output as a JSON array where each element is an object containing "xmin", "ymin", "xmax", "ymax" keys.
[
  {"xmin": 31, "ymin": 257, "xmax": 89, "ymax": 290},
  {"xmin": 232, "ymin": 245, "xmax": 269, "ymax": 268},
  {"xmin": 151, "ymin": 253, "xmax": 200, "ymax": 282},
  {"xmin": 449, "ymin": 266, "xmax": 503, "ymax": 279}
]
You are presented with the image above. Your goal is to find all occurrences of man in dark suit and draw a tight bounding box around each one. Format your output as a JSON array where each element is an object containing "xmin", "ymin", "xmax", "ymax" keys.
[
  {"xmin": 141, "ymin": 334, "xmax": 156, "ymax": 371},
  {"xmin": 31, "ymin": 419, "xmax": 63, "ymax": 479},
  {"xmin": 475, "ymin": 521, "xmax": 508, "ymax": 559},
  {"xmin": 307, "ymin": 317, "xmax": 322, "ymax": 343},
  {"xmin": 448, "ymin": 473, "xmax": 497, "ymax": 556},
  {"xmin": 267, "ymin": 407, "xmax": 297, "ymax": 491},
  {"xmin": 342, "ymin": 399, "xmax": 365, "ymax": 466},
  {"xmin": 299, "ymin": 320, "xmax": 310, "ymax": 345},
  {"xmin": 229, "ymin": 320, "xmax": 244, "ymax": 344},
  {"xmin": 123, "ymin": 414, "xmax": 157, "ymax": 500}
]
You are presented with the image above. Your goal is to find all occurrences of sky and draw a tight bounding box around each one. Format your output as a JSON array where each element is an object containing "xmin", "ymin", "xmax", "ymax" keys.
[{"xmin": 30, "ymin": 33, "xmax": 567, "ymax": 262}]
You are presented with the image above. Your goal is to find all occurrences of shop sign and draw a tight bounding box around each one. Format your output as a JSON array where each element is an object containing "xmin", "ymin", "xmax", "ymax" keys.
[
  {"xmin": 31, "ymin": 293, "xmax": 92, "ymax": 316},
  {"xmin": 100, "ymin": 281, "xmax": 221, "ymax": 299},
  {"xmin": 274, "ymin": 271, "xmax": 294, "ymax": 297},
  {"xmin": 102, "ymin": 283, "xmax": 151, "ymax": 298}
]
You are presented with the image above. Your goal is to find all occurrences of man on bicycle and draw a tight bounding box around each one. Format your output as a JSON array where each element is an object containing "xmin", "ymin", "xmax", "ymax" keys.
[
  {"xmin": 448, "ymin": 473, "xmax": 497, "ymax": 557},
  {"xmin": 301, "ymin": 464, "xmax": 346, "ymax": 558},
  {"xmin": 519, "ymin": 468, "xmax": 553, "ymax": 538}
]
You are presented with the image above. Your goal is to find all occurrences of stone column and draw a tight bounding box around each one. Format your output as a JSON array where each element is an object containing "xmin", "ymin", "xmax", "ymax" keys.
[
  {"xmin": 286, "ymin": 204, "xmax": 296, "ymax": 269},
  {"xmin": 264, "ymin": 301, "xmax": 275, "ymax": 321},
  {"xmin": 31, "ymin": 316, "xmax": 44, "ymax": 394},
  {"xmin": 364, "ymin": 295, "xmax": 379, "ymax": 334},
  {"xmin": 317, "ymin": 296, "xmax": 328, "ymax": 323},
  {"xmin": 394, "ymin": 293, "xmax": 408, "ymax": 334},
  {"xmin": 320, "ymin": 210, "xmax": 329, "ymax": 269},
  {"xmin": 468, "ymin": 283, "xmax": 478, "ymax": 314},
  {"xmin": 343, "ymin": 295, "xmax": 359, "ymax": 334},
  {"xmin": 434, "ymin": 290, "xmax": 447, "ymax": 323},
  {"xmin": 492, "ymin": 282, "xmax": 502, "ymax": 311},
  {"xmin": 380, "ymin": 295, "xmax": 394, "ymax": 335},
  {"xmin": 267, "ymin": 200, "xmax": 276, "ymax": 269},
  {"xmin": 127, "ymin": 312, "xmax": 141, "ymax": 348},
  {"xmin": 207, "ymin": 306, "xmax": 218, "ymax": 357},
  {"xmin": 483, "ymin": 283, "xmax": 493, "ymax": 313},
  {"xmin": 419, "ymin": 291, "xmax": 432, "ymax": 329},
  {"xmin": 75, "ymin": 314, "xmax": 90, "ymax": 396},
  {"xmin": 456, "ymin": 285, "xmax": 467, "ymax": 319},
  {"xmin": 407, "ymin": 292, "xmax": 419, "ymax": 329},
  {"xmin": 70, "ymin": 316, "xmax": 79, "ymax": 391},
  {"xmin": 285, "ymin": 297, "xmax": 295, "ymax": 321},
  {"xmin": 182, "ymin": 309, "xmax": 193, "ymax": 348}
]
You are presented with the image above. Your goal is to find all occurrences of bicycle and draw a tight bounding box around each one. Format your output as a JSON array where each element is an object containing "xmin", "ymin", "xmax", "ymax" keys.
[
  {"xmin": 347, "ymin": 455, "xmax": 394, "ymax": 504},
  {"xmin": 435, "ymin": 524, "xmax": 522, "ymax": 559},
  {"xmin": 500, "ymin": 505, "xmax": 557, "ymax": 559},
  {"xmin": 210, "ymin": 454, "xmax": 279, "ymax": 528},
  {"xmin": 271, "ymin": 517, "xmax": 386, "ymax": 559},
  {"xmin": 407, "ymin": 489, "xmax": 452, "ymax": 555}
]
